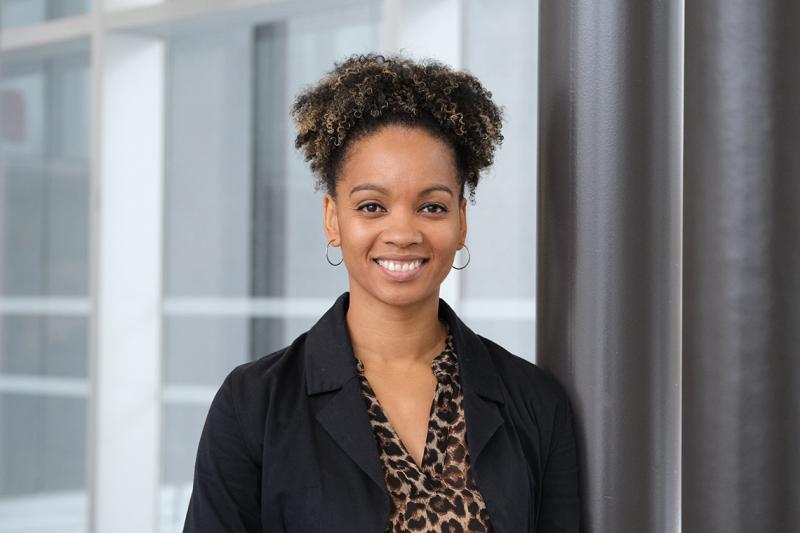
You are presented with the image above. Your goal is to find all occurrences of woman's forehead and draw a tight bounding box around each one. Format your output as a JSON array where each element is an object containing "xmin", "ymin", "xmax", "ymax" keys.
[{"xmin": 339, "ymin": 125, "xmax": 460, "ymax": 193}]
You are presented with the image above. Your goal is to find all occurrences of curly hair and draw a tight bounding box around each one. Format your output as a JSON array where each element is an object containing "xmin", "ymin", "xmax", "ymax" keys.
[{"xmin": 291, "ymin": 53, "xmax": 504, "ymax": 203}]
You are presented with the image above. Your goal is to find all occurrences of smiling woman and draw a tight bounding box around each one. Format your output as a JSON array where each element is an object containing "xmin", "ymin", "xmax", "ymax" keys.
[{"xmin": 183, "ymin": 53, "xmax": 580, "ymax": 533}]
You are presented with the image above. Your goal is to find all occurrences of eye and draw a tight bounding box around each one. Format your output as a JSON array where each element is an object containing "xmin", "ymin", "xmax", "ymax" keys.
[
  {"xmin": 357, "ymin": 202, "xmax": 386, "ymax": 213},
  {"xmin": 421, "ymin": 203, "xmax": 448, "ymax": 214}
]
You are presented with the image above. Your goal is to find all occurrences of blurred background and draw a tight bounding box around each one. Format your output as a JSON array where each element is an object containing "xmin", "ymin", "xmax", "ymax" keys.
[{"xmin": 0, "ymin": 0, "xmax": 539, "ymax": 531}]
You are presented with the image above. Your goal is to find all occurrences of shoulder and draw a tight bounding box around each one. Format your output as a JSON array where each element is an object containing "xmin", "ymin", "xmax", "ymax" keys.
[
  {"xmin": 475, "ymin": 334, "xmax": 571, "ymax": 415},
  {"xmin": 224, "ymin": 331, "xmax": 309, "ymax": 406},
  {"xmin": 472, "ymin": 334, "xmax": 577, "ymax": 462},
  {"xmin": 209, "ymin": 332, "xmax": 310, "ymax": 444},
  {"xmin": 230, "ymin": 333, "xmax": 306, "ymax": 385}
]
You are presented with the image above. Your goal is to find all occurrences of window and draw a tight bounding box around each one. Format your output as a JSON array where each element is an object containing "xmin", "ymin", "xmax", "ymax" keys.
[
  {"xmin": 0, "ymin": 42, "xmax": 91, "ymax": 533},
  {"xmin": 0, "ymin": 1, "xmax": 539, "ymax": 531}
]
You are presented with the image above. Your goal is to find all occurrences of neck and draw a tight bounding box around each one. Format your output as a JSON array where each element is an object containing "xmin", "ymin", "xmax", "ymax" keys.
[{"xmin": 345, "ymin": 284, "xmax": 448, "ymax": 372}]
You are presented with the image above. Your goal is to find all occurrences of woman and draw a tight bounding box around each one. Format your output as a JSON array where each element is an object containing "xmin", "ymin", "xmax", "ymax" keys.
[{"xmin": 184, "ymin": 53, "xmax": 579, "ymax": 533}]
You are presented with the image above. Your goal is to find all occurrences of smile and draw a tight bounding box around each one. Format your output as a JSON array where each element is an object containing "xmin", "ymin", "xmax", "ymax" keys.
[
  {"xmin": 373, "ymin": 258, "xmax": 428, "ymax": 280},
  {"xmin": 375, "ymin": 258, "xmax": 424, "ymax": 271}
]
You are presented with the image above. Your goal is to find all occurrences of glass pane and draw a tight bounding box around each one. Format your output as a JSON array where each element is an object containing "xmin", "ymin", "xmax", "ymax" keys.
[
  {"xmin": 461, "ymin": 0, "xmax": 538, "ymax": 301},
  {"xmin": 1, "ymin": 0, "xmax": 89, "ymax": 29},
  {"xmin": 163, "ymin": 25, "xmax": 255, "ymax": 298},
  {"xmin": 0, "ymin": 394, "xmax": 88, "ymax": 531},
  {"xmin": 0, "ymin": 44, "xmax": 90, "ymax": 533},
  {"xmin": 1, "ymin": 48, "xmax": 91, "ymax": 296},
  {"xmin": 0, "ymin": 316, "xmax": 88, "ymax": 377},
  {"xmin": 460, "ymin": 0, "xmax": 539, "ymax": 359},
  {"xmin": 0, "ymin": 394, "xmax": 87, "ymax": 495},
  {"xmin": 163, "ymin": 315, "xmax": 321, "ymax": 386},
  {"xmin": 163, "ymin": 316, "xmax": 250, "ymax": 387}
]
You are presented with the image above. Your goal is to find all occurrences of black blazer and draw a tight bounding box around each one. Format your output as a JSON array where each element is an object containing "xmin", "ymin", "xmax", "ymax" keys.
[{"xmin": 184, "ymin": 291, "xmax": 580, "ymax": 532}]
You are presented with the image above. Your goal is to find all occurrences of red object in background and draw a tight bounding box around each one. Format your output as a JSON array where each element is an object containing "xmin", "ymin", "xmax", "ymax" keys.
[{"xmin": 1, "ymin": 89, "xmax": 26, "ymax": 142}]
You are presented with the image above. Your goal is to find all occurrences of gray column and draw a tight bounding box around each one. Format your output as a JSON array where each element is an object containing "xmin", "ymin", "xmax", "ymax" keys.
[
  {"xmin": 683, "ymin": 2, "xmax": 800, "ymax": 532},
  {"xmin": 537, "ymin": 2, "xmax": 683, "ymax": 532}
]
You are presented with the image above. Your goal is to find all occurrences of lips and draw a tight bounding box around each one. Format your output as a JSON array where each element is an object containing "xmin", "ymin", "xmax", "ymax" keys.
[
  {"xmin": 373, "ymin": 258, "xmax": 428, "ymax": 280},
  {"xmin": 374, "ymin": 258, "xmax": 425, "ymax": 271}
]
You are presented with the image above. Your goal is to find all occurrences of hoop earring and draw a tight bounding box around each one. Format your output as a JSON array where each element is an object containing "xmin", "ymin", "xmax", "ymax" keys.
[
  {"xmin": 326, "ymin": 239, "xmax": 344, "ymax": 266},
  {"xmin": 451, "ymin": 244, "xmax": 471, "ymax": 270}
]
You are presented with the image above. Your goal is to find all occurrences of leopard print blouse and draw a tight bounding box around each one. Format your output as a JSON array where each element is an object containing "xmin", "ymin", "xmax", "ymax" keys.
[{"xmin": 354, "ymin": 327, "xmax": 493, "ymax": 533}]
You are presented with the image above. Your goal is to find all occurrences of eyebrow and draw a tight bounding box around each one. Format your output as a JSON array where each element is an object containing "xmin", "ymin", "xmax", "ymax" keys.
[{"xmin": 349, "ymin": 182, "xmax": 454, "ymax": 198}]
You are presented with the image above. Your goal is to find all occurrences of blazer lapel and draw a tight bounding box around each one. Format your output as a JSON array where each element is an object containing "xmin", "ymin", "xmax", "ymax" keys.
[
  {"xmin": 440, "ymin": 298, "xmax": 533, "ymax": 533},
  {"xmin": 314, "ymin": 378, "xmax": 388, "ymax": 491},
  {"xmin": 305, "ymin": 293, "xmax": 389, "ymax": 496}
]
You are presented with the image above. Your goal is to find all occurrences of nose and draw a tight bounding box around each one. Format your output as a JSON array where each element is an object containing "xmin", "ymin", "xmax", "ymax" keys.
[{"xmin": 381, "ymin": 209, "xmax": 423, "ymax": 247}]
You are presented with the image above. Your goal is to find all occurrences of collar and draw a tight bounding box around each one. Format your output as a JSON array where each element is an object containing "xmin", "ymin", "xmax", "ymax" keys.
[{"xmin": 304, "ymin": 291, "xmax": 505, "ymax": 404}]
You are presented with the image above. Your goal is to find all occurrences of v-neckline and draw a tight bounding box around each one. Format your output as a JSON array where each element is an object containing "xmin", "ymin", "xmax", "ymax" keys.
[
  {"xmin": 375, "ymin": 376, "xmax": 441, "ymax": 472},
  {"xmin": 356, "ymin": 334, "xmax": 452, "ymax": 473}
]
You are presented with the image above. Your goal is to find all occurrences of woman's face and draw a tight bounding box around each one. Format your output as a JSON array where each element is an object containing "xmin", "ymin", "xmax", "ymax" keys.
[{"xmin": 323, "ymin": 124, "xmax": 467, "ymax": 309}]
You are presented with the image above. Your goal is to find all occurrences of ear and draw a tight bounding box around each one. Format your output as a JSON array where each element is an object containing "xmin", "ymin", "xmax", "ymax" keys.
[
  {"xmin": 323, "ymin": 193, "xmax": 341, "ymax": 245},
  {"xmin": 458, "ymin": 195, "xmax": 468, "ymax": 247}
]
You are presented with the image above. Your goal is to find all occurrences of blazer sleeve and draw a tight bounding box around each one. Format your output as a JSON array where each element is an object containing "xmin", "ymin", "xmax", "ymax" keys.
[
  {"xmin": 537, "ymin": 387, "xmax": 581, "ymax": 533},
  {"xmin": 183, "ymin": 371, "xmax": 262, "ymax": 532}
]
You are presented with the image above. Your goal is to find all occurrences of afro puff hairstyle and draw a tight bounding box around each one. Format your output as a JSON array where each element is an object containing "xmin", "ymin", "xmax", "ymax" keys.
[{"xmin": 291, "ymin": 53, "xmax": 504, "ymax": 203}]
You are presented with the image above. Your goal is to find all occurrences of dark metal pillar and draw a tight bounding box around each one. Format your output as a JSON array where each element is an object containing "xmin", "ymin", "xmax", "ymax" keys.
[
  {"xmin": 683, "ymin": 2, "xmax": 800, "ymax": 532},
  {"xmin": 537, "ymin": 2, "xmax": 683, "ymax": 532}
]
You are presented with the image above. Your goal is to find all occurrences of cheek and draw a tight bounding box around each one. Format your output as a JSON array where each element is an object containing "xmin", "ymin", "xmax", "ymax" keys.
[
  {"xmin": 339, "ymin": 219, "xmax": 378, "ymax": 254},
  {"xmin": 429, "ymin": 224, "xmax": 461, "ymax": 254}
]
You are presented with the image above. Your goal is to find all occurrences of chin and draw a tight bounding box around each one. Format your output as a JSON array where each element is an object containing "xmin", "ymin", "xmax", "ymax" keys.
[
  {"xmin": 378, "ymin": 290, "xmax": 433, "ymax": 308},
  {"xmin": 357, "ymin": 281, "xmax": 440, "ymax": 309}
]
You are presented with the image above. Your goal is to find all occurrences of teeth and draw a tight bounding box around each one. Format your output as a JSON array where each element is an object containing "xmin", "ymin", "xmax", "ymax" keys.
[{"xmin": 377, "ymin": 259, "xmax": 423, "ymax": 272}]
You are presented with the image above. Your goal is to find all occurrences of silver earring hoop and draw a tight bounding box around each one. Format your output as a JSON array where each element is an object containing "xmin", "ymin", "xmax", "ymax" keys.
[
  {"xmin": 451, "ymin": 244, "xmax": 471, "ymax": 270},
  {"xmin": 326, "ymin": 239, "xmax": 343, "ymax": 266}
]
